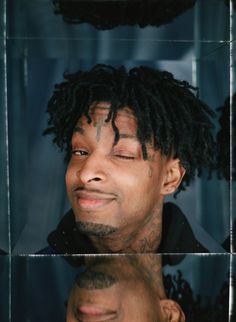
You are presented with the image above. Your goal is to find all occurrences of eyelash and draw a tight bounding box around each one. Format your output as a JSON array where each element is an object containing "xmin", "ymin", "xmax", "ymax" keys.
[{"xmin": 115, "ymin": 155, "xmax": 135, "ymax": 160}]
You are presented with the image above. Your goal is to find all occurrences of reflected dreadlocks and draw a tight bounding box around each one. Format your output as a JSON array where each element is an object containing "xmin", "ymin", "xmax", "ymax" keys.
[
  {"xmin": 217, "ymin": 93, "xmax": 236, "ymax": 181},
  {"xmin": 52, "ymin": 0, "xmax": 196, "ymax": 29},
  {"xmin": 44, "ymin": 64, "xmax": 216, "ymax": 193}
]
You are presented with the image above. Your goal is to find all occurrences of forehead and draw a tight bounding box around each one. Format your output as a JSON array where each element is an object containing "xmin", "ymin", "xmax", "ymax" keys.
[{"xmin": 78, "ymin": 102, "xmax": 137, "ymax": 130}]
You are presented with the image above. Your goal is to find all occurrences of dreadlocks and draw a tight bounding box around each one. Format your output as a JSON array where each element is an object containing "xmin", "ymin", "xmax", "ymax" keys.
[
  {"xmin": 52, "ymin": 0, "xmax": 196, "ymax": 29},
  {"xmin": 44, "ymin": 64, "xmax": 216, "ymax": 193},
  {"xmin": 217, "ymin": 93, "xmax": 236, "ymax": 181}
]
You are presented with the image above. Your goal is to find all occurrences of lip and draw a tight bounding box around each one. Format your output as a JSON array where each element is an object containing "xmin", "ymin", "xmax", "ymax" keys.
[
  {"xmin": 74, "ymin": 191, "xmax": 116, "ymax": 210},
  {"xmin": 76, "ymin": 305, "xmax": 118, "ymax": 321}
]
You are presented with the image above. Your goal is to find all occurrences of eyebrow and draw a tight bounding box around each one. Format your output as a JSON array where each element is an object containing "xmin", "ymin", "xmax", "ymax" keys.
[
  {"xmin": 119, "ymin": 133, "xmax": 138, "ymax": 141},
  {"xmin": 73, "ymin": 126, "xmax": 84, "ymax": 134}
]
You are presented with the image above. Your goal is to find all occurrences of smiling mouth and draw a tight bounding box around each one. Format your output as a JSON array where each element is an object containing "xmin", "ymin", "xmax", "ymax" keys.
[
  {"xmin": 77, "ymin": 198, "xmax": 115, "ymax": 209},
  {"xmin": 76, "ymin": 305, "xmax": 118, "ymax": 322},
  {"xmin": 74, "ymin": 191, "xmax": 116, "ymax": 210}
]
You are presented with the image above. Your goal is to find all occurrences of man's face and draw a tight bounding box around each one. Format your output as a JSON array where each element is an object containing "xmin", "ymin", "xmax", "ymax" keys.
[
  {"xmin": 66, "ymin": 102, "xmax": 177, "ymax": 241},
  {"xmin": 66, "ymin": 257, "xmax": 165, "ymax": 322}
]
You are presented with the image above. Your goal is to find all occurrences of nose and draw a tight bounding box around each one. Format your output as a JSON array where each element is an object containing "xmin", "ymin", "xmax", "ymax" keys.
[{"xmin": 76, "ymin": 153, "xmax": 107, "ymax": 184}]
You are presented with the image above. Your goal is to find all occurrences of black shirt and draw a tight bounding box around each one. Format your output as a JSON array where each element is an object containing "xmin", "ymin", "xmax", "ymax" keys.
[{"xmin": 42, "ymin": 202, "xmax": 208, "ymax": 266}]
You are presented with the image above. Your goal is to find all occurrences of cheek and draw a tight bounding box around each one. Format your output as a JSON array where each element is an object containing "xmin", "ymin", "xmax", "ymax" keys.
[
  {"xmin": 65, "ymin": 163, "xmax": 76, "ymax": 189},
  {"xmin": 65, "ymin": 168, "xmax": 70, "ymax": 188},
  {"xmin": 114, "ymin": 172, "xmax": 147, "ymax": 198},
  {"xmin": 118, "ymin": 168, "xmax": 165, "ymax": 214},
  {"xmin": 116, "ymin": 172, "xmax": 159, "ymax": 211},
  {"xmin": 122, "ymin": 291, "xmax": 157, "ymax": 321},
  {"xmin": 121, "ymin": 169, "xmax": 162, "ymax": 196},
  {"xmin": 147, "ymin": 163, "xmax": 166, "ymax": 192},
  {"xmin": 66, "ymin": 310, "xmax": 75, "ymax": 322},
  {"xmin": 66, "ymin": 294, "xmax": 76, "ymax": 322}
]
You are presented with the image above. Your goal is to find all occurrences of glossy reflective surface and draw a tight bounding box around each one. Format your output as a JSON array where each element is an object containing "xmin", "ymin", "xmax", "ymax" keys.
[
  {"xmin": 1, "ymin": 1, "xmax": 234, "ymax": 321},
  {"xmin": 10, "ymin": 254, "xmax": 230, "ymax": 322}
]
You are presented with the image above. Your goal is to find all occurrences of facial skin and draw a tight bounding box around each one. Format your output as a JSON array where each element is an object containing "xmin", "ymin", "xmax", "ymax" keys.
[
  {"xmin": 66, "ymin": 102, "xmax": 185, "ymax": 253},
  {"xmin": 66, "ymin": 256, "xmax": 185, "ymax": 322}
]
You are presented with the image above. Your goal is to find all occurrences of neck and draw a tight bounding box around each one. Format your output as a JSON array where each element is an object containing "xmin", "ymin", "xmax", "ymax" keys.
[
  {"xmin": 88, "ymin": 204, "xmax": 163, "ymax": 253},
  {"xmin": 129, "ymin": 254, "xmax": 166, "ymax": 299}
]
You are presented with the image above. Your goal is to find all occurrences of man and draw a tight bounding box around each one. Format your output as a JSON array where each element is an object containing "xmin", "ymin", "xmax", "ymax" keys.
[
  {"xmin": 67, "ymin": 255, "xmax": 185, "ymax": 322},
  {"xmin": 44, "ymin": 64, "xmax": 216, "ymax": 255}
]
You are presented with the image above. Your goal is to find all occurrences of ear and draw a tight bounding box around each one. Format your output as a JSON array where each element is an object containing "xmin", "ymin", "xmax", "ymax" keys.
[
  {"xmin": 160, "ymin": 299, "xmax": 185, "ymax": 322},
  {"xmin": 161, "ymin": 159, "xmax": 186, "ymax": 195}
]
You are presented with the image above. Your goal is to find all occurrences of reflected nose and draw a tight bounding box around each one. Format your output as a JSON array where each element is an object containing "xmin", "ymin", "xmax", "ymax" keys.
[{"xmin": 76, "ymin": 153, "xmax": 107, "ymax": 184}]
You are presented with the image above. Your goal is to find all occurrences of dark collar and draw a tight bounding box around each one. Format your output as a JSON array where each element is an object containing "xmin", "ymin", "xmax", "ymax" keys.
[
  {"xmin": 159, "ymin": 202, "xmax": 208, "ymax": 253},
  {"xmin": 47, "ymin": 202, "xmax": 208, "ymax": 264}
]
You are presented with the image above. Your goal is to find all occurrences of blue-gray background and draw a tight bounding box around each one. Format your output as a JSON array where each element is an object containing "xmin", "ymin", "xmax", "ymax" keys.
[
  {"xmin": 0, "ymin": 1, "xmax": 235, "ymax": 322},
  {"xmin": 2, "ymin": 0, "xmax": 232, "ymax": 254},
  {"xmin": 10, "ymin": 254, "xmax": 230, "ymax": 322}
]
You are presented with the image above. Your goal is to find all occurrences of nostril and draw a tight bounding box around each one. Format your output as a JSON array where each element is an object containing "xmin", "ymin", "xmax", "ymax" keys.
[
  {"xmin": 88, "ymin": 177, "xmax": 102, "ymax": 182},
  {"xmin": 93, "ymin": 177, "xmax": 101, "ymax": 181}
]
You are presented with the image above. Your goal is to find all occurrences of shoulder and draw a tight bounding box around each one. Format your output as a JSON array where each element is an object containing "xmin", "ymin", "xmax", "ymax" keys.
[{"xmin": 160, "ymin": 202, "xmax": 208, "ymax": 253}]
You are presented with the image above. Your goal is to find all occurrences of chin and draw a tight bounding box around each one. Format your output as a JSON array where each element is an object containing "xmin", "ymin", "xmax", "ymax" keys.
[{"xmin": 75, "ymin": 220, "xmax": 118, "ymax": 237}]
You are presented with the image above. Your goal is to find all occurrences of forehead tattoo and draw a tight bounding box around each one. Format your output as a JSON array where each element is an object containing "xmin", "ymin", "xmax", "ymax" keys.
[
  {"xmin": 148, "ymin": 165, "xmax": 153, "ymax": 178},
  {"xmin": 147, "ymin": 153, "xmax": 155, "ymax": 178},
  {"xmin": 93, "ymin": 117, "xmax": 107, "ymax": 142}
]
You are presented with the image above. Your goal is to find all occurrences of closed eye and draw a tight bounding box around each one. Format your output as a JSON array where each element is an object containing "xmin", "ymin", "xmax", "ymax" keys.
[{"xmin": 115, "ymin": 154, "xmax": 135, "ymax": 160}]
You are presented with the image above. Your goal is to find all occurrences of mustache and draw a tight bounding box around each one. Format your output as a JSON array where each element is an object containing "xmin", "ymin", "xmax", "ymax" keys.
[
  {"xmin": 76, "ymin": 270, "xmax": 117, "ymax": 290},
  {"xmin": 72, "ymin": 186, "xmax": 117, "ymax": 197}
]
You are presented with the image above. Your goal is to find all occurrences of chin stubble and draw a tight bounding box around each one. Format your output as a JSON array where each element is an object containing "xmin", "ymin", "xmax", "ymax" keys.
[
  {"xmin": 76, "ymin": 270, "xmax": 117, "ymax": 290},
  {"xmin": 76, "ymin": 221, "xmax": 118, "ymax": 237}
]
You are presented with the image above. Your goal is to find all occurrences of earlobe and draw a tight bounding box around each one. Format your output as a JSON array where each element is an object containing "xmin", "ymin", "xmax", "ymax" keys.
[
  {"xmin": 160, "ymin": 299, "xmax": 185, "ymax": 322},
  {"xmin": 161, "ymin": 159, "xmax": 186, "ymax": 195}
]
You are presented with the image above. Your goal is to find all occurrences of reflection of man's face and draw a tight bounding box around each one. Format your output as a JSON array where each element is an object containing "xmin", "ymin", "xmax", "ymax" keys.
[
  {"xmin": 67, "ymin": 257, "xmax": 165, "ymax": 322},
  {"xmin": 66, "ymin": 102, "xmax": 175, "ymax": 244}
]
